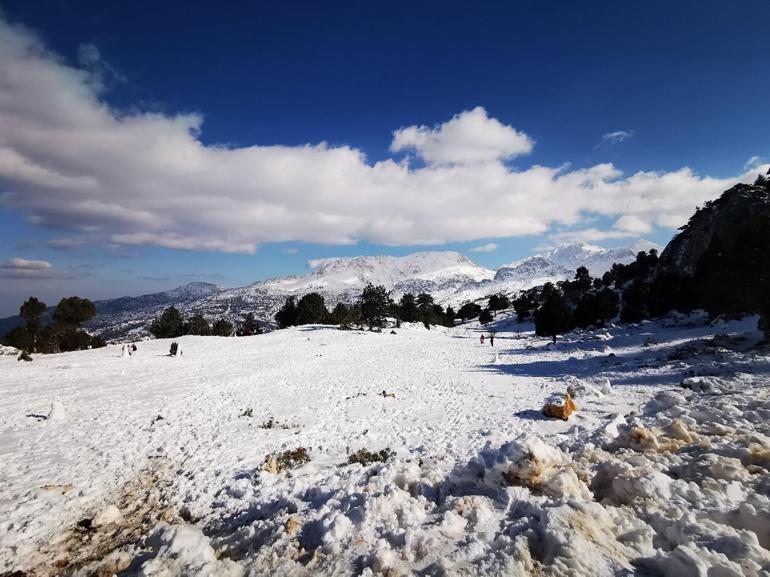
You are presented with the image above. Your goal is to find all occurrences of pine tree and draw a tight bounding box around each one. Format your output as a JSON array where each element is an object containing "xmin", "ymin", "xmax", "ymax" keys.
[
  {"xmin": 329, "ymin": 303, "xmax": 351, "ymax": 325},
  {"xmin": 275, "ymin": 296, "xmax": 298, "ymax": 328},
  {"xmin": 534, "ymin": 285, "xmax": 572, "ymax": 343},
  {"xmin": 149, "ymin": 307, "xmax": 185, "ymax": 338},
  {"xmin": 457, "ymin": 302, "xmax": 482, "ymax": 321},
  {"xmin": 211, "ymin": 318, "xmax": 234, "ymax": 336},
  {"xmin": 479, "ymin": 308, "xmax": 493, "ymax": 325},
  {"xmin": 20, "ymin": 297, "xmax": 47, "ymax": 331},
  {"xmin": 296, "ymin": 293, "xmax": 328, "ymax": 325},
  {"xmin": 52, "ymin": 296, "xmax": 96, "ymax": 328},
  {"xmin": 185, "ymin": 314, "xmax": 211, "ymax": 335},
  {"xmin": 360, "ymin": 284, "xmax": 389, "ymax": 330},
  {"xmin": 398, "ymin": 293, "xmax": 418, "ymax": 322}
]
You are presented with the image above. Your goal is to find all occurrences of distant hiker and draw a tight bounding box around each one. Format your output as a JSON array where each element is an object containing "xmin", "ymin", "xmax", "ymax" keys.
[
  {"xmin": 480, "ymin": 334, "xmax": 485, "ymax": 345},
  {"xmin": 490, "ymin": 334, "xmax": 495, "ymax": 347},
  {"xmin": 132, "ymin": 343, "xmax": 137, "ymax": 353},
  {"xmin": 121, "ymin": 344, "xmax": 129, "ymax": 357}
]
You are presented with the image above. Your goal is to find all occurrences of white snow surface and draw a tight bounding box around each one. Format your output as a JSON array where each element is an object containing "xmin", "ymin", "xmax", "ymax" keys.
[{"xmin": 1, "ymin": 314, "xmax": 769, "ymax": 576}]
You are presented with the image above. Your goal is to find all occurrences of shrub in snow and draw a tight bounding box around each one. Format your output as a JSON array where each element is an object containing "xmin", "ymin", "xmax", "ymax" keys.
[
  {"xmin": 262, "ymin": 447, "xmax": 310, "ymax": 474},
  {"xmin": 348, "ymin": 448, "xmax": 394, "ymax": 466},
  {"xmin": 17, "ymin": 350, "xmax": 32, "ymax": 362}
]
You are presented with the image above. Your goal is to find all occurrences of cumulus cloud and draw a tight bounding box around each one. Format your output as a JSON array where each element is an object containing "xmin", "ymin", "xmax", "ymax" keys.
[
  {"xmin": 0, "ymin": 16, "xmax": 766, "ymax": 255},
  {"xmin": 390, "ymin": 106, "xmax": 534, "ymax": 165},
  {"xmin": 469, "ymin": 242, "xmax": 499, "ymax": 253},
  {"xmin": 600, "ymin": 130, "xmax": 634, "ymax": 146}
]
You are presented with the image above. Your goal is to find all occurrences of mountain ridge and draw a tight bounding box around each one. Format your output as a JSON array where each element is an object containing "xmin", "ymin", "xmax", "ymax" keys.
[{"xmin": 0, "ymin": 242, "xmax": 653, "ymax": 340}]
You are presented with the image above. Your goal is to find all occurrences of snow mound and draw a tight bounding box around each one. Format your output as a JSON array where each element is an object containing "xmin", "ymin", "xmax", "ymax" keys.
[{"xmin": 138, "ymin": 523, "xmax": 243, "ymax": 577}]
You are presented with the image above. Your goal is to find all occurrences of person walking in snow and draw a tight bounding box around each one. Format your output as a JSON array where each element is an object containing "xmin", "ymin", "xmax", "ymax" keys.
[
  {"xmin": 490, "ymin": 333, "xmax": 495, "ymax": 347},
  {"xmin": 480, "ymin": 334, "xmax": 485, "ymax": 345}
]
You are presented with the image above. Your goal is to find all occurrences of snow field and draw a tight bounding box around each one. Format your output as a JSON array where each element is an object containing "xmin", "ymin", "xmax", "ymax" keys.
[{"xmin": 0, "ymin": 315, "xmax": 768, "ymax": 575}]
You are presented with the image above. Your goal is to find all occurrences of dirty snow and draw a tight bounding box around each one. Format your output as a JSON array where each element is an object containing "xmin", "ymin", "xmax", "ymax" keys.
[{"xmin": 1, "ymin": 314, "xmax": 768, "ymax": 575}]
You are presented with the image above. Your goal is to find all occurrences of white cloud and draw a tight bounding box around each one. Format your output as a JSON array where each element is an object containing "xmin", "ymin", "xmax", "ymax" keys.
[
  {"xmin": 390, "ymin": 106, "xmax": 533, "ymax": 165},
  {"xmin": 0, "ymin": 16, "xmax": 766, "ymax": 255},
  {"xmin": 613, "ymin": 214, "xmax": 652, "ymax": 234},
  {"xmin": 600, "ymin": 130, "xmax": 634, "ymax": 146},
  {"xmin": 549, "ymin": 228, "xmax": 639, "ymax": 245},
  {"xmin": 469, "ymin": 242, "xmax": 499, "ymax": 253},
  {"xmin": 282, "ymin": 248, "xmax": 300, "ymax": 255},
  {"xmin": 0, "ymin": 257, "xmax": 56, "ymax": 278}
]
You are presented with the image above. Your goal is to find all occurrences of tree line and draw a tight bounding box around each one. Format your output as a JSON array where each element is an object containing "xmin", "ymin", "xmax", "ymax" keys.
[
  {"xmin": 275, "ymin": 285, "xmax": 456, "ymax": 330},
  {"xmin": 273, "ymin": 284, "xmax": 515, "ymax": 331},
  {"xmin": 148, "ymin": 308, "xmax": 262, "ymax": 338},
  {"xmin": 1, "ymin": 296, "xmax": 104, "ymax": 353}
]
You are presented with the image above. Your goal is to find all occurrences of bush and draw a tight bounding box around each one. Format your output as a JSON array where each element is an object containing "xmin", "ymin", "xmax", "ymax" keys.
[
  {"xmin": 237, "ymin": 313, "xmax": 262, "ymax": 336},
  {"xmin": 347, "ymin": 447, "xmax": 394, "ymax": 466},
  {"xmin": 479, "ymin": 308, "xmax": 493, "ymax": 325}
]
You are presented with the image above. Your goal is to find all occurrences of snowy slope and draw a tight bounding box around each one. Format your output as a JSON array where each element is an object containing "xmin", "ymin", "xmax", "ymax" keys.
[
  {"xmin": 1, "ymin": 314, "xmax": 768, "ymax": 575},
  {"xmin": 540, "ymin": 240, "xmax": 663, "ymax": 276}
]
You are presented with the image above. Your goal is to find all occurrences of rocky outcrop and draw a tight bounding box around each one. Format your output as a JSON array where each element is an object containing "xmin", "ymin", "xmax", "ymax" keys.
[{"xmin": 657, "ymin": 176, "xmax": 770, "ymax": 277}]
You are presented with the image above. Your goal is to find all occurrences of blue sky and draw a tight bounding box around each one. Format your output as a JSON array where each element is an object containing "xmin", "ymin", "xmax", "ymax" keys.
[{"xmin": 0, "ymin": 0, "xmax": 768, "ymax": 316}]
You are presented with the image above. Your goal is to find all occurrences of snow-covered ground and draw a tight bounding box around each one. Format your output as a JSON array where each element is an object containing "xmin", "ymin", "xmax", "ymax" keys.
[{"xmin": 1, "ymin": 314, "xmax": 768, "ymax": 575}]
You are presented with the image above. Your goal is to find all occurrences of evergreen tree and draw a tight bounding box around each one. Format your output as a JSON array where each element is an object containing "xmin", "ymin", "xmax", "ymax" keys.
[
  {"xmin": 489, "ymin": 293, "xmax": 510, "ymax": 314},
  {"xmin": 457, "ymin": 302, "xmax": 482, "ymax": 321},
  {"xmin": 445, "ymin": 306, "xmax": 456, "ymax": 326},
  {"xmin": 275, "ymin": 296, "xmax": 298, "ymax": 328},
  {"xmin": 479, "ymin": 308, "xmax": 493, "ymax": 325},
  {"xmin": 573, "ymin": 288, "xmax": 619, "ymax": 329},
  {"xmin": 211, "ymin": 318, "xmax": 234, "ymax": 336},
  {"xmin": 398, "ymin": 293, "xmax": 418, "ymax": 322},
  {"xmin": 4, "ymin": 325, "xmax": 33, "ymax": 351},
  {"xmin": 534, "ymin": 284, "xmax": 572, "ymax": 343},
  {"xmin": 416, "ymin": 293, "xmax": 435, "ymax": 327},
  {"xmin": 360, "ymin": 284, "xmax": 389, "ymax": 330},
  {"xmin": 572, "ymin": 266, "xmax": 592, "ymax": 293},
  {"xmin": 149, "ymin": 306, "xmax": 185, "ymax": 338},
  {"xmin": 513, "ymin": 292, "xmax": 536, "ymax": 322},
  {"xmin": 619, "ymin": 279, "xmax": 651, "ymax": 323},
  {"xmin": 52, "ymin": 296, "xmax": 96, "ymax": 328},
  {"xmin": 238, "ymin": 313, "xmax": 262, "ymax": 336},
  {"xmin": 296, "ymin": 293, "xmax": 328, "ymax": 325},
  {"xmin": 185, "ymin": 314, "xmax": 211, "ymax": 335},
  {"xmin": 20, "ymin": 297, "xmax": 47, "ymax": 331},
  {"xmin": 329, "ymin": 302, "xmax": 351, "ymax": 325}
]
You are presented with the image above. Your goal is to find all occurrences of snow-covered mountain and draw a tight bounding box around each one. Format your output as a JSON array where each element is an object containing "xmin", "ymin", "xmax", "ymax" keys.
[
  {"xmin": 540, "ymin": 240, "xmax": 663, "ymax": 276},
  {"xmin": 0, "ymin": 242, "xmax": 657, "ymax": 340}
]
